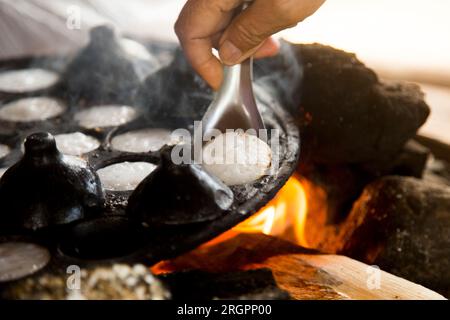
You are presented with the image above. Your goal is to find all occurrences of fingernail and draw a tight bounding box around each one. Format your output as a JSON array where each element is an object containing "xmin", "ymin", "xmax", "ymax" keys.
[{"xmin": 219, "ymin": 40, "xmax": 242, "ymax": 64}]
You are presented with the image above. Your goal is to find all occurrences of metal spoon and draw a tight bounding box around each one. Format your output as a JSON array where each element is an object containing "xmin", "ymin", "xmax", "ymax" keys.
[{"xmin": 201, "ymin": 1, "xmax": 265, "ymax": 139}]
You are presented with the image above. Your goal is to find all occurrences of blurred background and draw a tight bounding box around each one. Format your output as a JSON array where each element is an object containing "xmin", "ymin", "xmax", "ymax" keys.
[{"xmin": 1, "ymin": 0, "xmax": 448, "ymax": 142}]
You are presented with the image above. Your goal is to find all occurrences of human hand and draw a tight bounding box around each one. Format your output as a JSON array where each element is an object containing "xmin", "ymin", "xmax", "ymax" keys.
[{"xmin": 175, "ymin": 0, "xmax": 325, "ymax": 89}]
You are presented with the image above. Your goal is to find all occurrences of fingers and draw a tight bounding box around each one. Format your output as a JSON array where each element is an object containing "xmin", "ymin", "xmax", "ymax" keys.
[
  {"xmin": 175, "ymin": 0, "xmax": 242, "ymax": 89},
  {"xmin": 181, "ymin": 38, "xmax": 224, "ymax": 90},
  {"xmin": 219, "ymin": 0, "xmax": 326, "ymax": 65},
  {"xmin": 253, "ymin": 37, "xmax": 280, "ymax": 59},
  {"xmin": 175, "ymin": 0, "xmax": 326, "ymax": 88}
]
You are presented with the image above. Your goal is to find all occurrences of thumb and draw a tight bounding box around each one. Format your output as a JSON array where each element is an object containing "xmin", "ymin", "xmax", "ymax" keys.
[{"xmin": 218, "ymin": 0, "xmax": 292, "ymax": 65}]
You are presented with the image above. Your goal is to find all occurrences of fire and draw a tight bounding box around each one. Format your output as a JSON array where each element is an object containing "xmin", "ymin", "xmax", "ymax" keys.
[
  {"xmin": 196, "ymin": 174, "xmax": 333, "ymax": 255},
  {"xmin": 151, "ymin": 175, "xmax": 313, "ymax": 274},
  {"xmin": 232, "ymin": 175, "xmax": 309, "ymax": 247}
]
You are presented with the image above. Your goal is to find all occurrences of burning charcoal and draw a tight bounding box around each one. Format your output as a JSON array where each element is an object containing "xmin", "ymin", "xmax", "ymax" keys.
[
  {"xmin": 340, "ymin": 176, "xmax": 450, "ymax": 294},
  {"xmin": 160, "ymin": 268, "xmax": 290, "ymax": 300},
  {"xmin": 64, "ymin": 25, "xmax": 158, "ymax": 105},
  {"xmin": 0, "ymin": 241, "xmax": 50, "ymax": 282},
  {"xmin": 0, "ymin": 132, "xmax": 104, "ymax": 231},
  {"xmin": 202, "ymin": 131, "xmax": 272, "ymax": 186},
  {"xmin": 292, "ymin": 44, "xmax": 430, "ymax": 165},
  {"xmin": 0, "ymin": 68, "xmax": 59, "ymax": 93},
  {"xmin": 2, "ymin": 264, "xmax": 170, "ymax": 300},
  {"xmin": 127, "ymin": 147, "xmax": 234, "ymax": 225}
]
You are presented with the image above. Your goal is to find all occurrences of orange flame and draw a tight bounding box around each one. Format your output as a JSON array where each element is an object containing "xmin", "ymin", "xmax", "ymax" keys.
[
  {"xmin": 233, "ymin": 175, "xmax": 309, "ymax": 247},
  {"xmin": 151, "ymin": 175, "xmax": 312, "ymax": 274}
]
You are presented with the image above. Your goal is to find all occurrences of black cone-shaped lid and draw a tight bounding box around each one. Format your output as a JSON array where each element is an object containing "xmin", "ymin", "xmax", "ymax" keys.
[
  {"xmin": 0, "ymin": 132, "xmax": 104, "ymax": 232},
  {"xmin": 127, "ymin": 146, "xmax": 234, "ymax": 226},
  {"xmin": 64, "ymin": 25, "xmax": 158, "ymax": 105}
]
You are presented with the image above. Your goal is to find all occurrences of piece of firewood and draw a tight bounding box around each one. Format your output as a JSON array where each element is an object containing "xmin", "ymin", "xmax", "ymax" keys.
[
  {"xmin": 282, "ymin": 254, "xmax": 444, "ymax": 300},
  {"xmin": 152, "ymin": 233, "xmax": 445, "ymax": 300}
]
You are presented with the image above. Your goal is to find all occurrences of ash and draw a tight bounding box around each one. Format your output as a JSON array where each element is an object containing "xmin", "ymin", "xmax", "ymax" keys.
[{"xmin": 3, "ymin": 264, "xmax": 170, "ymax": 300}]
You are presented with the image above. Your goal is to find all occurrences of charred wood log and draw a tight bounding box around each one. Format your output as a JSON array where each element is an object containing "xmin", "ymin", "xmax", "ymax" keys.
[
  {"xmin": 340, "ymin": 176, "xmax": 450, "ymax": 296},
  {"xmin": 152, "ymin": 233, "xmax": 444, "ymax": 300},
  {"xmin": 292, "ymin": 44, "xmax": 430, "ymax": 166},
  {"xmin": 363, "ymin": 139, "xmax": 430, "ymax": 178},
  {"xmin": 297, "ymin": 140, "xmax": 431, "ymax": 225},
  {"xmin": 287, "ymin": 43, "xmax": 433, "ymax": 238},
  {"xmin": 161, "ymin": 269, "xmax": 290, "ymax": 300}
]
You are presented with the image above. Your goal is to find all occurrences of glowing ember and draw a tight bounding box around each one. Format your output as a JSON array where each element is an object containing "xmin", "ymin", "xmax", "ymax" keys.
[
  {"xmin": 152, "ymin": 175, "xmax": 314, "ymax": 275},
  {"xmin": 233, "ymin": 175, "xmax": 309, "ymax": 247},
  {"xmin": 195, "ymin": 175, "xmax": 311, "ymax": 250}
]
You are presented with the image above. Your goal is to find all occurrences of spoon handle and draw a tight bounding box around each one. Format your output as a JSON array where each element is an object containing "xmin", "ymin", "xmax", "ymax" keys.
[{"xmin": 201, "ymin": 0, "xmax": 265, "ymax": 138}]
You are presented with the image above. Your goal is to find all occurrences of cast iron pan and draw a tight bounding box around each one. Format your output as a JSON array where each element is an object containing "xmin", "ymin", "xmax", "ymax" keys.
[{"xmin": 0, "ymin": 36, "xmax": 301, "ymax": 279}]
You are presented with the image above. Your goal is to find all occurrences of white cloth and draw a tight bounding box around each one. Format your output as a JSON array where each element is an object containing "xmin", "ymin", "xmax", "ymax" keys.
[{"xmin": 0, "ymin": 0, "xmax": 184, "ymax": 59}]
